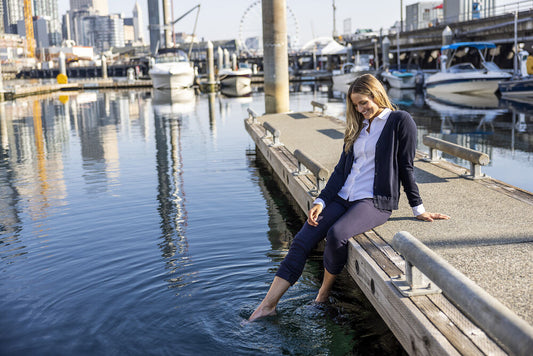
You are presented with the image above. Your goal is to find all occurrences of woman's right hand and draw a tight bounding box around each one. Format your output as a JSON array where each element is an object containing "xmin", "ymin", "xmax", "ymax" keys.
[{"xmin": 307, "ymin": 204, "xmax": 323, "ymax": 227}]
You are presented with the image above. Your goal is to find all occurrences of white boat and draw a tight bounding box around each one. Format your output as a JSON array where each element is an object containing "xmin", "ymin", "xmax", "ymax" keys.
[
  {"xmin": 381, "ymin": 69, "xmax": 420, "ymax": 89},
  {"xmin": 218, "ymin": 65, "xmax": 252, "ymax": 96},
  {"xmin": 498, "ymin": 50, "xmax": 533, "ymax": 99},
  {"xmin": 149, "ymin": 49, "xmax": 195, "ymax": 90},
  {"xmin": 426, "ymin": 42, "xmax": 512, "ymax": 95},
  {"xmin": 331, "ymin": 54, "xmax": 374, "ymax": 94}
]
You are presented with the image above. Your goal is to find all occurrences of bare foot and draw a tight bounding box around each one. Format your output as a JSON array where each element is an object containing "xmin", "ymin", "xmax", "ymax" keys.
[
  {"xmin": 249, "ymin": 303, "xmax": 277, "ymax": 321},
  {"xmin": 314, "ymin": 289, "xmax": 329, "ymax": 303}
]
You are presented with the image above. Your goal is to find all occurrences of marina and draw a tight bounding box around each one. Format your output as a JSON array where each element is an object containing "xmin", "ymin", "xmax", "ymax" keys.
[
  {"xmin": 0, "ymin": 82, "xmax": 532, "ymax": 354},
  {"xmin": 1, "ymin": 0, "xmax": 533, "ymax": 354}
]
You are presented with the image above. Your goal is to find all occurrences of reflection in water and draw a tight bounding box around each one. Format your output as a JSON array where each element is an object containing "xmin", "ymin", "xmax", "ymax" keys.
[{"xmin": 153, "ymin": 89, "xmax": 195, "ymax": 290}]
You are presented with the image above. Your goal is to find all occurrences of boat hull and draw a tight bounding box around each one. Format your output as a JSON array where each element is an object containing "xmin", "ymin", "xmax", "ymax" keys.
[
  {"xmin": 498, "ymin": 77, "xmax": 533, "ymax": 98},
  {"xmin": 381, "ymin": 71, "xmax": 417, "ymax": 89},
  {"xmin": 150, "ymin": 71, "xmax": 195, "ymax": 90},
  {"xmin": 331, "ymin": 70, "xmax": 373, "ymax": 94},
  {"xmin": 426, "ymin": 72, "xmax": 511, "ymax": 95}
]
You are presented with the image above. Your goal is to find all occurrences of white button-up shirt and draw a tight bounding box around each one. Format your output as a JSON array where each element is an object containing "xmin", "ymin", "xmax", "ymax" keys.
[{"xmin": 315, "ymin": 108, "xmax": 425, "ymax": 216}]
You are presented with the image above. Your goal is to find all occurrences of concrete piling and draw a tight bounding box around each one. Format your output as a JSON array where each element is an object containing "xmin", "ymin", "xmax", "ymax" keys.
[
  {"xmin": 261, "ymin": 0, "xmax": 289, "ymax": 114},
  {"xmin": 205, "ymin": 41, "xmax": 217, "ymax": 92}
]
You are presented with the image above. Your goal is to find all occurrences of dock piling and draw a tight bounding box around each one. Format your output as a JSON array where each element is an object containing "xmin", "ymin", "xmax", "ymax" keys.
[{"xmin": 262, "ymin": 0, "xmax": 289, "ymax": 114}]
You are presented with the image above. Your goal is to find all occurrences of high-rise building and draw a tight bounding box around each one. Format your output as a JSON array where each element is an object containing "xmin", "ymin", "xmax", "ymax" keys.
[
  {"xmin": 70, "ymin": 0, "xmax": 108, "ymax": 15},
  {"xmin": 406, "ymin": 1, "xmax": 442, "ymax": 31},
  {"xmin": 80, "ymin": 14, "xmax": 124, "ymax": 53},
  {"xmin": 33, "ymin": 0, "xmax": 62, "ymax": 46},
  {"xmin": 132, "ymin": 1, "xmax": 144, "ymax": 44},
  {"xmin": 2, "ymin": 0, "xmax": 24, "ymax": 34}
]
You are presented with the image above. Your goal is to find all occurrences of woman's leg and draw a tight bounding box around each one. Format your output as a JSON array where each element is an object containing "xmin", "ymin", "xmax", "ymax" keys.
[
  {"xmin": 249, "ymin": 276, "xmax": 290, "ymax": 321},
  {"xmin": 315, "ymin": 269, "xmax": 336, "ymax": 303},
  {"xmin": 319, "ymin": 199, "xmax": 391, "ymax": 299},
  {"xmin": 275, "ymin": 199, "xmax": 347, "ymax": 285},
  {"xmin": 249, "ymin": 199, "xmax": 347, "ymax": 321}
]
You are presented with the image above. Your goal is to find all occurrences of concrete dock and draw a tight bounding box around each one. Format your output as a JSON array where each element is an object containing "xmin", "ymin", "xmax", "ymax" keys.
[
  {"xmin": 245, "ymin": 106, "xmax": 533, "ymax": 355},
  {"xmin": 0, "ymin": 79, "xmax": 152, "ymax": 101}
]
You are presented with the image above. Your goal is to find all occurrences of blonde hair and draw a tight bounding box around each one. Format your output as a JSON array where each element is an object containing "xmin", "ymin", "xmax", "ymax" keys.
[{"xmin": 344, "ymin": 74, "xmax": 396, "ymax": 152}]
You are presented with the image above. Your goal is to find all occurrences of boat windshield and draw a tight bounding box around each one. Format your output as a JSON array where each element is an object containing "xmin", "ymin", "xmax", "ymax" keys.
[
  {"xmin": 483, "ymin": 61, "xmax": 502, "ymax": 72},
  {"xmin": 155, "ymin": 54, "xmax": 188, "ymax": 64},
  {"xmin": 448, "ymin": 63, "xmax": 477, "ymax": 73}
]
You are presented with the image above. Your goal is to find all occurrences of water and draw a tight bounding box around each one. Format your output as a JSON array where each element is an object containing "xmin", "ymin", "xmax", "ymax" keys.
[{"xmin": 1, "ymin": 84, "xmax": 532, "ymax": 355}]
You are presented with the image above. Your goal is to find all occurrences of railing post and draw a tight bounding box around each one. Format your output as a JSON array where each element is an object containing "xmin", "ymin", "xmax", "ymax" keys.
[
  {"xmin": 247, "ymin": 107, "xmax": 258, "ymax": 124},
  {"xmin": 311, "ymin": 100, "xmax": 327, "ymax": 114}
]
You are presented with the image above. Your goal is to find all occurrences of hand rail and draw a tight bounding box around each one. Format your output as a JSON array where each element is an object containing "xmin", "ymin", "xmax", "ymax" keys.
[
  {"xmin": 262, "ymin": 121, "xmax": 282, "ymax": 146},
  {"xmin": 247, "ymin": 107, "xmax": 259, "ymax": 123},
  {"xmin": 392, "ymin": 231, "xmax": 533, "ymax": 356},
  {"xmin": 423, "ymin": 135, "xmax": 489, "ymax": 179},
  {"xmin": 311, "ymin": 100, "xmax": 327, "ymax": 114},
  {"xmin": 293, "ymin": 149, "xmax": 329, "ymax": 191}
]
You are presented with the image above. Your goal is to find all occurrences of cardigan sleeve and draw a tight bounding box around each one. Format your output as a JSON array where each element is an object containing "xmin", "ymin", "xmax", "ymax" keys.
[
  {"xmin": 396, "ymin": 113, "xmax": 423, "ymax": 207},
  {"xmin": 316, "ymin": 146, "xmax": 350, "ymax": 206}
]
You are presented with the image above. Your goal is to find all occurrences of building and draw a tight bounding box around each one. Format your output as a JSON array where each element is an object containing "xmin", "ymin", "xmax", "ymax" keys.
[
  {"xmin": 80, "ymin": 14, "xmax": 124, "ymax": 53},
  {"xmin": 123, "ymin": 17, "xmax": 134, "ymax": 45},
  {"xmin": 406, "ymin": 1, "xmax": 443, "ymax": 31},
  {"xmin": 444, "ymin": 0, "xmax": 495, "ymax": 23},
  {"xmin": 2, "ymin": 0, "xmax": 24, "ymax": 34},
  {"xmin": 32, "ymin": 17, "xmax": 49, "ymax": 48},
  {"xmin": 70, "ymin": 0, "xmax": 108, "ymax": 15},
  {"xmin": 33, "ymin": 0, "xmax": 62, "ymax": 46},
  {"xmin": 132, "ymin": 1, "xmax": 144, "ymax": 44}
]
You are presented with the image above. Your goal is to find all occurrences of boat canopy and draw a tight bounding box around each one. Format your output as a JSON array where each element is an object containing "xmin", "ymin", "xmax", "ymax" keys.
[{"xmin": 441, "ymin": 42, "xmax": 496, "ymax": 51}]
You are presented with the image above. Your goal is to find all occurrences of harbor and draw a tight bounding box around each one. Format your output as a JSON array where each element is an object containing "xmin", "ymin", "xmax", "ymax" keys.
[{"xmin": 1, "ymin": 0, "xmax": 533, "ymax": 355}]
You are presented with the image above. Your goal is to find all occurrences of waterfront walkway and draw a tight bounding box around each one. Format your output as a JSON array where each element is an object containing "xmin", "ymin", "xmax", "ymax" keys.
[{"xmin": 245, "ymin": 107, "xmax": 533, "ymax": 355}]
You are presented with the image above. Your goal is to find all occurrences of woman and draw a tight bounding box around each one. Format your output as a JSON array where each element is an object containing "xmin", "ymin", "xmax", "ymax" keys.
[{"xmin": 249, "ymin": 74, "xmax": 449, "ymax": 321}]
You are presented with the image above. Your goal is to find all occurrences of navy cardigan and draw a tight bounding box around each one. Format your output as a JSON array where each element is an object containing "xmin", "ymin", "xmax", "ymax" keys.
[{"xmin": 317, "ymin": 110, "xmax": 423, "ymax": 211}]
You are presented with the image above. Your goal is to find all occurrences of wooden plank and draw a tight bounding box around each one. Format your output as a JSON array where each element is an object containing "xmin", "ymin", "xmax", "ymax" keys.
[
  {"xmin": 412, "ymin": 296, "xmax": 485, "ymax": 356},
  {"xmin": 355, "ymin": 234, "xmax": 403, "ymax": 277},
  {"xmin": 427, "ymin": 294, "xmax": 506, "ymax": 355},
  {"xmin": 364, "ymin": 230, "xmax": 406, "ymax": 271},
  {"xmin": 346, "ymin": 238, "xmax": 461, "ymax": 356}
]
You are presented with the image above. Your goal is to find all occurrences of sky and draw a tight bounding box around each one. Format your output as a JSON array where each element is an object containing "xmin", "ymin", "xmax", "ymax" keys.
[{"xmin": 56, "ymin": 0, "xmax": 524, "ymax": 46}]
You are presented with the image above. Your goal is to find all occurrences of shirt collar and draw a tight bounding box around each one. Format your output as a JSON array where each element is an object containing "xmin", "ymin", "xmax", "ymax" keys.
[{"xmin": 363, "ymin": 108, "xmax": 392, "ymax": 125}]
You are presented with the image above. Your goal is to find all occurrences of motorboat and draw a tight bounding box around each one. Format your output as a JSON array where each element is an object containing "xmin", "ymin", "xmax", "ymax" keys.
[
  {"xmin": 149, "ymin": 49, "xmax": 195, "ymax": 90},
  {"xmin": 381, "ymin": 69, "xmax": 422, "ymax": 89},
  {"xmin": 498, "ymin": 49, "xmax": 533, "ymax": 99},
  {"xmin": 426, "ymin": 42, "xmax": 512, "ymax": 95},
  {"xmin": 331, "ymin": 54, "xmax": 374, "ymax": 94},
  {"xmin": 218, "ymin": 64, "xmax": 252, "ymax": 96}
]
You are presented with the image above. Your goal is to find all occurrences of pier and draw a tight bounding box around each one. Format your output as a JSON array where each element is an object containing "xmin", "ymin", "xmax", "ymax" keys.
[
  {"xmin": 244, "ymin": 104, "xmax": 533, "ymax": 355},
  {"xmin": 0, "ymin": 79, "xmax": 152, "ymax": 101}
]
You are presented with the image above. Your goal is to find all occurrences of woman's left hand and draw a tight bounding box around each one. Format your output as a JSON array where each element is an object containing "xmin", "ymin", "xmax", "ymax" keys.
[{"xmin": 416, "ymin": 212, "xmax": 450, "ymax": 222}]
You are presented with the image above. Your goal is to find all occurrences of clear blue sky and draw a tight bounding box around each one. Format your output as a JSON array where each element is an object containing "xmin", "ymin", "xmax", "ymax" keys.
[{"xmin": 56, "ymin": 0, "xmax": 523, "ymax": 46}]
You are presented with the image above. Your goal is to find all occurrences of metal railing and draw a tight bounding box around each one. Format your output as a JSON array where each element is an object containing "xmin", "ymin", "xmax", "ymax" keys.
[
  {"xmin": 423, "ymin": 135, "xmax": 489, "ymax": 179},
  {"xmin": 392, "ymin": 231, "xmax": 533, "ymax": 356},
  {"xmin": 293, "ymin": 149, "xmax": 329, "ymax": 191},
  {"xmin": 262, "ymin": 121, "xmax": 282, "ymax": 147},
  {"xmin": 311, "ymin": 100, "xmax": 327, "ymax": 114},
  {"xmin": 247, "ymin": 107, "xmax": 259, "ymax": 123}
]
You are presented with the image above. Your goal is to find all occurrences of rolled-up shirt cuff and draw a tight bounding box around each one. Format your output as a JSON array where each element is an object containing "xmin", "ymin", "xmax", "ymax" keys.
[
  {"xmin": 313, "ymin": 198, "xmax": 326, "ymax": 209},
  {"xmin": 412, "ymin": 203, "xmax": 425, "ymax": 217}
]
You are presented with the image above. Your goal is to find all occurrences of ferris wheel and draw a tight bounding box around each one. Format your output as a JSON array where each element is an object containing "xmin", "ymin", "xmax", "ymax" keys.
[{"xmin": 238, "ymin": 0, "xmax": 300, "ymax": 55}]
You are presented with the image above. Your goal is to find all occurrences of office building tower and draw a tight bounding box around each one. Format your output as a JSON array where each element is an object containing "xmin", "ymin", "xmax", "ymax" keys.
[
  {"xmin": 2, "ymin": 0, "xmax": 24, "ymax": 34},
  {"xmin": 132, "ymin": 1, "xmax": 144, "ymax": 44},
  {"xmin": 70, "ymin": 0, "xmax": 108, "ymax": 15},
  {"xmin": 33, "ymin": 0, "xmax": 61, "ymax": 46}
]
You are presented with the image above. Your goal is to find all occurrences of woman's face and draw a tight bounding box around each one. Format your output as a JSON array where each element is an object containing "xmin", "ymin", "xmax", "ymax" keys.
[{"xmin": 350, "ymin": 93, "xmax": 381, "ymax": 120}]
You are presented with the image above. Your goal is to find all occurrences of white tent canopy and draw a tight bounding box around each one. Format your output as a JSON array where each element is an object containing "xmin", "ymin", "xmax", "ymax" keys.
[{"xmin": 300, "ymin": 37, "xmax": 347, "ymax": 55}]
